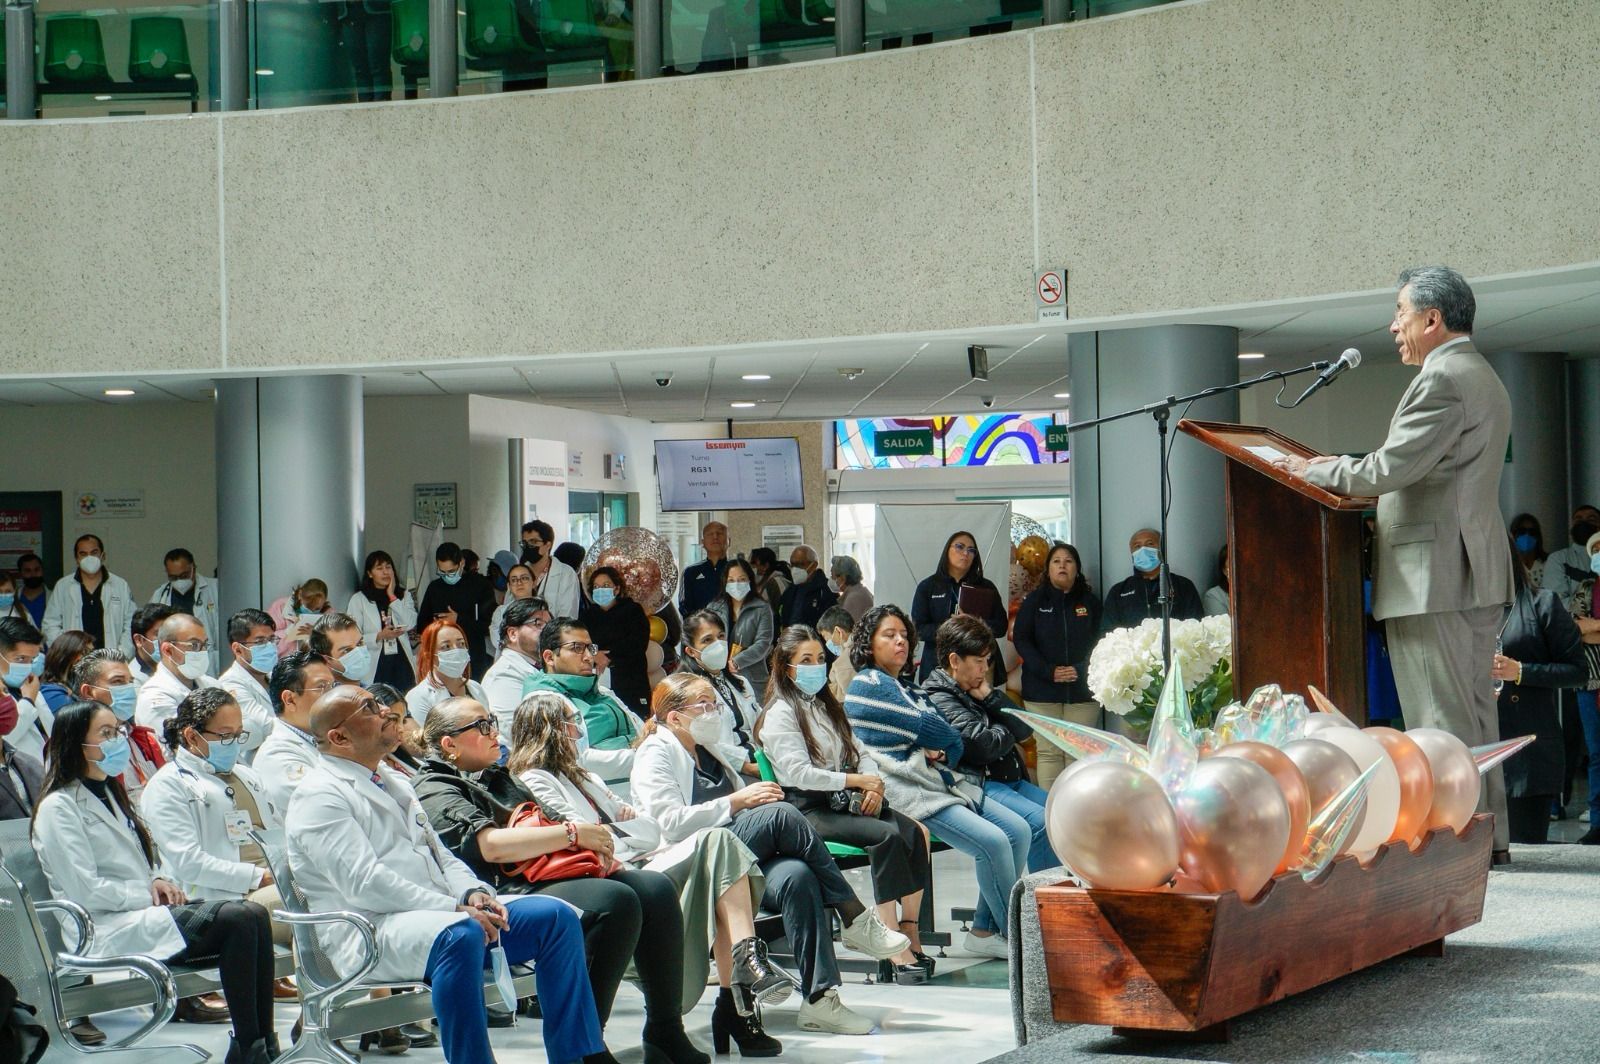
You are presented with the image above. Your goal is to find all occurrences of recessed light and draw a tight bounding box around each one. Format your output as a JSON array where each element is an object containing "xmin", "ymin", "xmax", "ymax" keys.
[
  {"xmin": 730, "ymin": 401, "xmax": 756, "ymax": 409},
  {"xmin": 104, "ymin": 388, "xmax": 136, "ymax": 397},
  {"xmin": 94, "ymin": 94, "xmax": 113, "ymax": 101},
  {"xmin": 741, "ymin": 374, "xmax": 771, "ymax": 382},
  {"xmin": 255, "ymin": 68, "xmax": 275, "ymax": 76},
  {"xmin": 1238, "ymin": 352, "xmax": 1266, "ymax": 360}
]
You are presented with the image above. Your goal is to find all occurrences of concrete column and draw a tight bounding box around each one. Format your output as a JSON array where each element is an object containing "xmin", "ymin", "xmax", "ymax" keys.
[
  {"xmin": 5, "ymin": 1, "xmax": 36, "ymax": 120},
  {"xmin": 1571, "ymin": 358, "xmax": 1600, "ymax": 515},
  {"xmin": 633, "ymin": 0, "xmax": 663, "ymax": 78},
  {"xmin": 1487, "ymin": 351, "xmax": 1567, "ymax": 542},
  {"xmin": 215, "ymin": 377, "xmax": 365, "ymax": 622},
  {"xmin": 214, "ymin": 0, "xmax": 249, "ymax": 110},
  {"xmin": 834, "ymin": 0, "xmax": 864, "ymax": 56},
  {"xmin": 1068, "ymin": 324, "xmax": 1240, "ymax": 595},
  {"xmin": 1042, "ymin": 0, "xmax": 1071, "ymax": 24},
  {"xmin": 429, "ymin": 0, "xmax": 458, "ymax": 97}
]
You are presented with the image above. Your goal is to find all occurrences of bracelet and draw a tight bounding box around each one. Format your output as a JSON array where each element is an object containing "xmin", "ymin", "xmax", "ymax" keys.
[
  {"xmin": 564, "ymin": 821, "xmax": 579, "ymax": 849},
  {"xmin": 1517, "ymin": 662, "xmax": 1524, "ymax": 685}
]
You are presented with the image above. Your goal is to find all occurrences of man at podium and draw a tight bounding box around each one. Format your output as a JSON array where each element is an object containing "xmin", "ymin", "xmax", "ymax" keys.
[{"xmin": 1276, "ymin": 266, "xmax": 1514, "ymax": 858}]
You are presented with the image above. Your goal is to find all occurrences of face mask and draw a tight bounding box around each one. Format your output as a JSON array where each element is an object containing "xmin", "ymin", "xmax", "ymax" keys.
[
  {"xmin": 573, "ymin": 729, "xmax": 591, "ymax": 759},
  {"xmin": 298, "ymin": 608, "xmax": 320, "ymax": 621},
  {"xmin": 726, "ymin": 581, "xmax": 750, "ymax": 602},
  {"xmin": 1575, "ymin": 522, "xmax": 1600, "ymax": 547},
  {"xmin": 78, "ymin": 555, "xmax": 103, "ymax": 576},
  {"xmin": 686, "ymin": 712, "xmax": 723, "ymax": 747},
  {"xmin": 337, "ymin": 645, "xmax": 373, "ymax": 681},
  {"xmin": 244, "ymin": 642, "xmax": 279, "ymax": 675},
  {"xmin": 436, "ymin": 647, "xmax": 471, "ymax": 679},
  {"xmin": 439, "ymin": 569, "xmax": 463, "ymax": 586},
  {"xmin": 171, "ymin": 578, "xmax": 195, "ymax": 594},
  {"xmin": 92, "ymin": 735, "xmax": 132, "ymax": 778},
  {"xmin": 828, "ymin": 577, "xmax": 841, "ymax": 594},
  {"xmin": 792, "ymin": 663, "xmax": 828, "ymax": 697},
  {"xmin": 1132, "ymin": 546, "xmax": 1161, "ymax": 573},
  {"xmin": 825, "ymin": 639, "xmax": 845, "ymax": 658},
  {"xmin": 177, "ymin": 650, "xmax": 209, "ymax": 681},
  {"xmin": 1513, "ymin": 533, "xmax": 1537, "ymax": 554},
  {"xmin": 0, "ymin": 594, "xmax": 13, "ymax": 611},
  {"xmin": 21, "ymin": 577, "xmax": 43, "ymax": 590},
  {"xmin": 493, "ymin": 573, "xmax": 508, "ymax": 591},
  {"xmin": 697, "ymin": 640, "xmax": 730, "ymax": 673},
  {"xmin": 0, "ymin": 694, "xmax": 16, "ymax": 736},
  {"xmin": 591, "ymin": 587, "xmax": 616, "ymax": 609},
  {"xmin": 202, "ymin": 737, "xmax": 241, "ymax": 774},
  {"xmin": 106, "ymin": 683, "xmax": 139, "ymax": 721},
  {"xmin": 3, "ymin": 658, "xmax": 32, "ymax": 689},
  {"xmin": 1591, "ymin": 553, "xmax": 1600, "ymax": 576}
]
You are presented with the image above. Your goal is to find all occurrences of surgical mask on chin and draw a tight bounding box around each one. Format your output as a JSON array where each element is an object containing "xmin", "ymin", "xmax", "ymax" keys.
[
  {"xmin": 247, "ymin": 642, "xmax": 280, "ymax": 675},
  {"xmin": 725, "ymin": 582, "xmax": 750, "ymax": 602},
  {"xmin": 78, "ymin": 555, "xmax": 103, "ymax": 576},
  {"xmin": 697, "ymin": 640, "xmax": 730, "ymax": 673},
  {"xmin": 436, "ymin": 647, "xmax": 472, "ymax": 679},
  {"xmin": 171, "ymin": 578, "xmax": 195, "ymax": 595},
  {"xmin": 202, "ymin": 738, "xmax": 240, "ymax": 774},
  {"xmin": 178, "ymin": 651, "xmax": 210, "ymax": 682},
  {"xmin": 686, "ymin": 712, "xmax": 723, "ymax": 747},
  {"xmin": 338, "ymin": 645, "xmax": 374, "ymax": 682},
  {"xmin": 1513, "ymin": 533, "xmax": 1537, "ymax": 554},
  {"xmin": 439, "ymin": 569, "xmax": 463, "ymax": 586},
  {"xmin": 93, "ymin": 735, "xmax": 133, "ymax": 778},
  {"xmin": 106, "ymin": 683, "xmax": 139, "ymax": 721},
  {"xmin": 1131, "ymin": 546, "xmax": 1162, "ymax": 573},
  {"xmin": 792, "ymin": 662, "xmax": 829, "ymax": 697},
  {"xmin": 591, "ymin": 587, "xmax": 616, "ymax": 609}
]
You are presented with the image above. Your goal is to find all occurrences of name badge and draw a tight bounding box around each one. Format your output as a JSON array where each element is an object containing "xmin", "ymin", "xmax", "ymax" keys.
[
  {"xmin": 931, "ymin": 593, "xmax": 947, "ymax": 600},
  {"xmin": 225, "ymin": 810, "xmax": 253, "ymax": 844},
  {"xmin": 1075, "ymin": 605, "xmax": 1090, "ymax": 617}
]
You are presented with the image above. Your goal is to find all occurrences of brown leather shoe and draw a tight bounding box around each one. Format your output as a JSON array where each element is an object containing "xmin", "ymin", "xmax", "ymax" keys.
[
  {"xmin": 273, "ymin": 977, "xmax": 300, "ymax": 1000},
  {"xmin": 68, "ymin": 1017, "xmax": 107, "ymax": 1046},
  {"xmin": 174, "ymin": 994, "xmax": 232, "ymax": 1024}
]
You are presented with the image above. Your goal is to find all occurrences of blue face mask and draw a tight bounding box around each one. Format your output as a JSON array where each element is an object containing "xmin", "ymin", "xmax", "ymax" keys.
[
  {"xmin": 825, "ymin": 640, "xmax": 845, "ymax": 659},
  {"xmin": 202, "ymin": 737, "xmax": 241, "ymax": 774},
  {"xmin": 1591, "ymin": 553, "xmax": 1600, "ymax": 576},
  {"xmin": 792, "ymin": 663, "xmax": 829, "ymax": 697},
  {"xmin": 337, "ymin": 645, "xmax": 373, "ymax": 682},
  {"xmin": 574, "ymin": 730, "xmax": 591, "ymax": 759},
  {"xmin": 3, "ymin": 658, "xmax": 32, "ymax": 689},
  {"xmin": 439, "ymin": 569, "xmax": 463, "ymax": 586},
  {"xmin": 93, "ymin": 735, "xmax": 133, "ymax": 778},
  {"xmin": 105, "ymin": 683, "xmax": 139, "ymax": 721},
  {"xmin": 1131, "ymin": 546, "xmax": 1162, "ymax": 573},
  {"xmin": 591, "ymin": 587, "xmax": 616, "ymax": 608},
  {"xmin": 0, "ymin": 594, "xmax": 13, "ymax": 611},
  {"xmin": 1513, "ymin": 533, "xmax": 1538, "ymax": 554},
  {"xmin": 247, "ymin": 641, "xmax": 280, "ymax": 675}
]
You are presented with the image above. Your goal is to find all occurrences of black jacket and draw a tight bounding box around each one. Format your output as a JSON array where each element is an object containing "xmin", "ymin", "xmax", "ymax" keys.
[
  {"xmin": 910, "ymin": 571, "xmax": 1007, "ymax": 681},
  {"xmin": 1012, "ymin": 581, "xmax": 1102, "ymax": 703},
  {"xmin": 417, "ymin": 572, "xmax": 500, "ymax": 677},
  {"xmin": 1497, "ymin": 585, "xmax": 1587, "ymax": 798},
  {"xmin": 780, "ymin": 569, "xmax": 838, "ymax": 630},
  {"xmin": 1101, "ymin": 571, "xmax": 1203, "ymax": 631},
  {"xmin": 579, "ymin": 597, "xmax": 652, "ymax": 716},
  {"xmin": 679, "ymin": 557, "xmax": 728, "ymax": 616},
  {"xmin": 0, "ymin": 742, "xmax": 44, "ymax": 822},
  {"xmin": 414, "ymin": 757, "xmax": 554, "ymax": 889},
  {"xmin": 921, "ymin": 668, "xmax": 1033, "ymax": 784}
]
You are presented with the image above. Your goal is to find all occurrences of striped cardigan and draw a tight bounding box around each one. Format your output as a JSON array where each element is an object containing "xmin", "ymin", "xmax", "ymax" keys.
[{"xmin": 844, "ymin": 668, "xmax": 969, "ymax": 820}]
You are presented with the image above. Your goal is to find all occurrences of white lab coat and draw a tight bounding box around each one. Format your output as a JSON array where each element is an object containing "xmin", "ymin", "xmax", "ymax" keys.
[
  {"xmin": 217, "ymin": 661, "xmax": 276, "ymax": 759},
  {"xmin": 628, "ymin": 729, "xmax": 744, "ymax": 845},
  {"xmin": 285, "ymin": 756, "xmax": 492, "ymax": 982},
  {"xmin": 139, "ymin": 748, "xmax": 281, "ymax": 900},
  {"xmin": 533, "ymin": 561, "xmax": 582, "ymax": 621},
  {"xmin": 32, "ymin": 781, "xmax": 186, "ymax": 960},
  {"xmin": 6, "ymin": 693, "xmax": 53, "ymax": 763},
  {"xmin": 404, "ymin": 675, "xmax": 488, "ymax": 728},
  {"xmin": 479, "ymin": 649, "xmax": 542, "ymax": 735},
  {"xmin": 149, "ymin": 576, "xmax": 223, "ymax": 674},
  {"xmin": 41, "ymin": 572, "xmax": 136, "ymax": 656},
  {"xmin": 345, "ymin": 591, "xmax": 419, "ymax": 673},
  {"xmin": 252, "ymin": 720, "xmax": 322, "ymax": 813},
  {"xmin": 134, "ymin": 666, "xmax": 220, "ymax": 733}
]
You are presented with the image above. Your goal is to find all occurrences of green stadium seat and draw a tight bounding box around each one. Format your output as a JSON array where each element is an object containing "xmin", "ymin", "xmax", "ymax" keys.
[
  {"xmin": 44, "ymin": 16, "xmax": 109, "ymax": 85},
  {"xmin": 463, "ymin": 0, "xmax": 542, "ymax": 63},
  {"xmin": 128, "ymin": 16, "xmax": 193, "ymax": 82},
  {"xmin": 391, "ymin": 0, "xmax": 430, "ymax": 72}
]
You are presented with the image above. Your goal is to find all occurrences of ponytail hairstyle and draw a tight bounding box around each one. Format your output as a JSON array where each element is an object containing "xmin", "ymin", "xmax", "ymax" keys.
[
  {"xmin": 34, "ymin": 701, "xmax": 157, "ymax": 867},
  {"xmin": 755, "ymin": 624, "xmax": 859, "ymax": 767},
  {"xmin": 163, "ymin": 686, "xmax": 240, "ymax": 753},
  {"xmin": 646, "ymin": 672, "xmax": 717, "ymax": 739}
]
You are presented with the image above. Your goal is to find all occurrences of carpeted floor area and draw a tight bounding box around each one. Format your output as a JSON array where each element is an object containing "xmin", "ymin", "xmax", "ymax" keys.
[{"xmin": 992, "ymin": 840, "xmax": 1600, "ymax": 1063}]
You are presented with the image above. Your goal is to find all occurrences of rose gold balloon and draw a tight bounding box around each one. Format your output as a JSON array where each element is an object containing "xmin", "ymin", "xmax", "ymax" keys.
[
  {"xmin": 1046, "ymin": 762, "xmax": 1180, "ymax": 890},
  {"xmin": 1281, "ymin": 738, "xmax": 1366, "ymax": 856},
  {"xmin": 1405, "ymin": 727, "xmax": 1480, "ymax": 836},
  {"xmin": 1214, "ymin": 741, "xmax": 1311, "ymax": 874},
  {"xmin": 1173, "ymin": 757, "xmax": 1290, "ymax": 900},
  {"xmin": 1365, "ymin": 727, "xmax": 1435, "ymax": 846}
]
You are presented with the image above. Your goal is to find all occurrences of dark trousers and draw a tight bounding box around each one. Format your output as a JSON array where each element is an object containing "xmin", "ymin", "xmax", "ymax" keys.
[
  {"xmin": 1507, "ymin": 795, "xmax": 1553, "ymax": 844},
  {"xmin": 527, "ymin": 868, "xmax": 686, "ymax": 1024},
  {"xmin": 338, "ymin": 10, "xmax": 393, "ymax": 102},
  {"xmin": 729, "ymin": 801, "xmax": 857, "ymax": 998},
  {"xmin": 169, "ymin": 900, "xmax": 274, "ymax": 1048},
  {"xmin": 803, "ymin": 805, "xmax": 928, "ymax": 903}
]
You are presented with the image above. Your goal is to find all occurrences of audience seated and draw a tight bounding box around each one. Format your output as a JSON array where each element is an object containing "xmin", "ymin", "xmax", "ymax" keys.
[
  {"xmin": 828, "ymin": 556, "xmax": 874, "ymax": 622},
  {"xmin": 815, "ymin": 606, "xmax": 857, "ymax": 703},
  {"xmin": 0, "ymin": 617, "xmax": 51, "ymax": 762},
  {"xmin": 676, "ymin": 609, "xmax": 762, "ymax": 776},
  {"xmin": 135, "ymin": 612, "xmax": 221, "ymax": 732},
  {"xmin": 252, "ymin": 650, "xmax": 337, "ymax": 812},
  {"xmin": 408, "ymin": 619, "xmax": 490, "ymax": 728},
  {"xmin": 40, "ymin": 631, "xmax": 94, "ymax": 714},
  {"xmin": 129, "ymin": 602, "xmax": 177, "ymax": 684},
  {"xmin": 216, "ymin": 609, "xmax": 279, "ymax": 761},
  {"xmin": 0, "ymin": 697, "xmax": 44, "ymax": 819},
  {"xmin": 71, "ymin": 648, "xmax": 165, "ymax": 803},
  {"xmin": 481, "ymin": 598, "xmax": 552, "ymax": 735},
  {"xmin": 524, "ymin": 619, "xmax": 642, "ymax": 786}
]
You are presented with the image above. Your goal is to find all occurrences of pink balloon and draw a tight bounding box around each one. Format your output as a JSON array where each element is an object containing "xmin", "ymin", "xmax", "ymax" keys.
[
  {"xmin": 1406, "ymin": 727, "xmax": 1480, "ymax": 836},
  {"xmin": 1172, "ymin": 757, "xmax": 1291, "ymax": 900},
  {"xmin": 1313, "ymin": 727, "xmax": 1401, "ymax": 858},
  {"xmin": 1046, "ymin": 762, "xmax": 1180, "ymax": 890},
  {"xmin": 1281, "ymin": 738, "xmax": 1366, "ymax": 857}
]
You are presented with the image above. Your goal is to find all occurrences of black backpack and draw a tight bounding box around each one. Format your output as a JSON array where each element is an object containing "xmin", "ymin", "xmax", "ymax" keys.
[{"xmin": 0, "ymin": 972, "xmax": 48, "ymax": 1064}]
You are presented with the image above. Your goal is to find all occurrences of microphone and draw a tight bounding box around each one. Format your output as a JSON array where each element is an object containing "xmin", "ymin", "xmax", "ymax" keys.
[{"xmin": 1292, "ymin": 348, "xmax": 1361, "ymax": 407}]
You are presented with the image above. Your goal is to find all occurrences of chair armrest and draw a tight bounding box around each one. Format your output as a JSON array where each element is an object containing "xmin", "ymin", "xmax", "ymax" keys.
[
  {"xmin": 36, "ymin": 898, "xmax": 94, "ymax": 955},
  {"xmin": 273, "ymin": 908, "xmax": 382, "ymax": 1000},
  {"xmin": 57, "ymin": 951, "xmax": 204, "ymax": 1058}
]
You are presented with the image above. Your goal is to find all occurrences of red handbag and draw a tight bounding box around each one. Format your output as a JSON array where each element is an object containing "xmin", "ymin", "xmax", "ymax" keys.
[{"xmin": 501, "ymin": 802, "xmax": 615, "ymax": 884}]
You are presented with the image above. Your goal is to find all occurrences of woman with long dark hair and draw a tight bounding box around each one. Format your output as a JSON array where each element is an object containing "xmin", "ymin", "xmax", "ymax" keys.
[
  {"xmin": 581, "ymin": 565, "xmax": 653, "ymax": 718},
  {"xmin": 32, "ymin": 701, "xmax": 280, "ymax": 1063},
  {"xmin": 909, "ymin": 531, "xmax": 1007, "ymax": 682},
  {"xmin": 710, "ymin": 558, "xmax": 775, "ymax": 692},
  {"xmin": 678, "ymin": 609, "xmax": 762, "ymax": 776},
  {"xmin": 1011, "ymin": 541, "xmax": 1103, "ymax": 789},
  {"xmin": 1510, "ymin": 513, "xmax": 1549, "ymax": 590},
  {"xmin": 40, "ymin": 630, "xmax": 95, "ymax": 714},
  {"xmin": 755, "ymin": 624, "xmax": 932, "ymax": 984},
  {"xmin": 346, "ymin": 549, "xmax": 417, "ymax": 689}
]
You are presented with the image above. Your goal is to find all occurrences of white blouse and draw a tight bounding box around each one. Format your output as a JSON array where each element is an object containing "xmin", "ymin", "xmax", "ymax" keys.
[{"xmin": 757, "ymin": 696, "xmax": 878, "ymax": 793}]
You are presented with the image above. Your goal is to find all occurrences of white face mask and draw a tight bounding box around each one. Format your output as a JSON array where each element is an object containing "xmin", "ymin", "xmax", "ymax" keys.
[
  {"xmin": 79, "ymin": 555, "xmax": 103, "ymax": 576},
  {"xmin": 686, "ymin": 711, "xmax": 723, "ymax": 747},
  {"xmin": 171, "ymin": 578, "xmax": 195, "ymax": 594},
  {"xmin": 178, "ymin": 650, "xmax": 209, "ymax": 681},
  {"xmin": 436, "ymin": 647, "xmax": 471, "ymax": 679},
  {"xmin": 726, "ymin": 581, "xmax": 750, "ymax": 602},
  {"xmin": 697, "ymin": 640, "xmax": 730, "ymax": 673}
]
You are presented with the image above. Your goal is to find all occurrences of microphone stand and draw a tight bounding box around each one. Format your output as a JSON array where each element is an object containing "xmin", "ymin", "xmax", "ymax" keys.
[{"xmin": 1059, "ymin": 360, "xmax": 1331, "ymax": 671}]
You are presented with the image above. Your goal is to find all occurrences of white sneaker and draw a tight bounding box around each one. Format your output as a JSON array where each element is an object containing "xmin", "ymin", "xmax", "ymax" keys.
[
  {"xmin": 797, "ymin": 988, "xmax": 875, "ymax": 1035},
  {"xmin": 963, "ymin": 931, "xmax": 1009, "ymax": 960},
  {"xmin": 1583, "ymin": 811, "xmax": 1592, "ymax": 824},
  {"xmin": 839, "ymin": 910, "xmax": 910, "ymax": 960}
]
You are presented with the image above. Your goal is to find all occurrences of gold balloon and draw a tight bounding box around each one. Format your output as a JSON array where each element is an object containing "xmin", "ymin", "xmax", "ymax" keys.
[
  {"xmin": 1281, "ymin": 738, "xmax": 1366, "ymax": 857},
  {"xmin": 1016, "ymin": 535, "xmax": 1050, "ymax": 576},
  {"xmin": 648, "ymin": 615, "xmax": 668, "ymax": 645},
  {"xmin": 1046, "ymin": 762, "xmax": 1180, "ymax": 890},
  {"xmin": 1173, "ymin": 757, "xmax": 1291, "ymax": 901},
  {"xmin": 1365, "ymin": 727, "xmax": 1435, "ymax": 846},
  {"xmin": 1405, "ymin": 727, "xmax": 1480, "ymax": 837},
  {"xmin": 1213, "ymin": 741, "xmax": 1311, "ymax": 875}
]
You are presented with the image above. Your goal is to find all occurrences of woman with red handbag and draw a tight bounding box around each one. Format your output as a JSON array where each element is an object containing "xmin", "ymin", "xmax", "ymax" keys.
[{"xmin": 413, "ymin": 697, "xmax": 707, "ymax": 1064}]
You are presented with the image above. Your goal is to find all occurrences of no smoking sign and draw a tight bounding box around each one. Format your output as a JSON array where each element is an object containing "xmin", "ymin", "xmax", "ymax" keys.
[{"xmin": 1035, "ymin": 268, "xmax": 1067, "ymax": 323}]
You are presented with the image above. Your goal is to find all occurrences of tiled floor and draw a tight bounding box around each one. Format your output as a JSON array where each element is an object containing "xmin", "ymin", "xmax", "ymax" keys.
[{"xmin": 88, "ymin": 847, "xmax": 1023, "ymax": 1063}]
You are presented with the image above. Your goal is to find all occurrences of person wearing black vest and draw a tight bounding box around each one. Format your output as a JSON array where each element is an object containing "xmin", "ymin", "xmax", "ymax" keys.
[
  {"xmin": 1011, "ymin": 542, "xmax": 1103, "ymax": 789},
  {"xmin": 1100, "ymin": 528, "xmax": 1203, "ymax": 632},
  {"xmin": 908, "ymin": 532, "xmax": 1006, "ymax": 682}
]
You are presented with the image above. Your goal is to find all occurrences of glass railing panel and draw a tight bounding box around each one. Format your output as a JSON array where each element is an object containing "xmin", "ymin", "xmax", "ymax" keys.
[
  {"xmin": 457, "ymin": 0, "xmax": 633, "ymax": 97},
  {"xmin": 34, "ymin": 0, "xmax": 214, "ymax": 117},
  {"xmin": 867, "ymin": 0, "xmax": 1041, "ymax": 50},
  {"xmin": 253, "ymin": 0, "xmax": 428, "ymax": 109},
  {"xmin": 664, "ymin": 0, "xmax": 835, "ymax": 75}
]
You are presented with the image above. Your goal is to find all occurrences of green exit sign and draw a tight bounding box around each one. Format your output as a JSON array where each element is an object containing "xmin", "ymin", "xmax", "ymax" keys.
[
  {"xmin": 1046, "ymin": 425, "xmax": 1070, "ymax": 452},
  {"xmin": 874, "ymin": 429, "xmax": 934, "ymax": 457}
]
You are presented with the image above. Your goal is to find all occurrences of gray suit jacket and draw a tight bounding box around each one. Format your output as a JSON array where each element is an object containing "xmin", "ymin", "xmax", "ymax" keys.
[{"xmin": 1304, "ymin": 339, "xmax": 1513, "ymax": 621}]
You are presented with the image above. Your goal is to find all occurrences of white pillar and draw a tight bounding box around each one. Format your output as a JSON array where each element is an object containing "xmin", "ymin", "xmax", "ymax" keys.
[{"xmin": 1487, "ymin": 350, "xmax": 1567, "ymax": 542}]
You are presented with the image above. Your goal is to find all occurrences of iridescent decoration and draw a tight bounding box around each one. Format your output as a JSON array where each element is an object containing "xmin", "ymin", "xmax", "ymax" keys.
[
  {"xmin": 1193, "ymin": 727, "xmax": 1221, "ymax": 757},
  {"xmin": 1297, "ymin": 760, "xmax": 1379, "ymax": 880},
  {"xmin": 580, "ymin": 528, "xmax": 680, "ymax": 615},
  {"xmin": 1014, "ymin": 709, "xmax": 1149, "ymax": 769},
  {"xmin": 1306, "ymin": 685, "xmax": 1359, "ymax": 727},
  {"xmin": 1147, "ymin": 658, "xmax": 1199, "ymax": 795},
  {"xmin": 1281, "ymin": 693, "xmax": 1310, "ymax": 741},
  {"xmin": 1469, "ymin": 734, "xmax": 1537, "ymax": 775},
  {"xmin": 1211, "ymin": 701, "xmax": 1248, "ymax": 745},
  {"xmin": 1212, "ymin": 684, "xmax": 1307, "ymax": 748}
]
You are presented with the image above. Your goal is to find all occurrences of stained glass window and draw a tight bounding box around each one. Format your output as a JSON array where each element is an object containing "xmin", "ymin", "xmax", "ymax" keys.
[{"xmin": 834, "ymin": 412, "xmax": 1067, "ymax": 470}]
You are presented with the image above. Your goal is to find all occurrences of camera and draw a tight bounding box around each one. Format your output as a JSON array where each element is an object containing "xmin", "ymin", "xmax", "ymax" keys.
[
  {"xmin": 654, "ymin": 372, "xmax": 673, "ymax": 387},
  {"xmin": 829, "ymin": 789, "xmax": 866, "ymax": 815},
  {"xmin": 980, "ymin": 395, "xmax": 996, "ymax": 409}
]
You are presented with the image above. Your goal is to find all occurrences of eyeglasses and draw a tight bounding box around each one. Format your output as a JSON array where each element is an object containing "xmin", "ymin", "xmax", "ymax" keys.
[
  {"xmin": 446, "ymin": 718, "xmax": 498, "ymax": 738},
  {"xmin": 300, "ymin": 681, "xmax": 337, "ymax": 697},
  {"xmin": 950, "ymin": 543, "xmax": 977, "ymax": 555},
  {"xmin": 330, "ymin": 697, "xmax": 398, "ymax": 732},
  {"xmin": 559, "ymin": 642, "xmax": 600, "ymax": 656},
  {"xmin": 173, "ymin": 639, "xmax": 212, "ymax": 653},
  {"xmin": 201, "ymin": 730, "xmax": 252, "ymax": 747},
  {"xmin": 679, "ymin": 700, "xmax": 718, "ymax": 716}
]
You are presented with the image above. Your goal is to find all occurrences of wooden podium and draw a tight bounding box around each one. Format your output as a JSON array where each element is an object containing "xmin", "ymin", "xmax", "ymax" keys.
[{"xmin": 1177, "ymin": 419, "xmax": 1376, "ymax": 721}]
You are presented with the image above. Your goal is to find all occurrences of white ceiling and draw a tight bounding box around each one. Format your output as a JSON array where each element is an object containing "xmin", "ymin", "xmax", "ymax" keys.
[{"xmin": 6, "ymin": 265, "xmax": 1598, "ymax": 420}]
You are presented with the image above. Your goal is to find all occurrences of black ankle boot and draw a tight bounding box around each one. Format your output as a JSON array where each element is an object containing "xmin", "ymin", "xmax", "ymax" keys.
[
  {"xmin": 642, "ymin": 1019, "xmax": 711, "ymax": 1064},
  {"xmin": 711, "ymin": 988, "xmax": 782, "ymax": 1057},
  {"xmin": 729, "ymin": 936, "xmax": 797, "ymax": 1010}
]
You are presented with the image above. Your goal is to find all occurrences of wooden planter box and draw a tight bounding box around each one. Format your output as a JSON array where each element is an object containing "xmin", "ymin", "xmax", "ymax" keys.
[{"xmin": 1035, "ymin": 813, "xmax": 1493, "ymax": 1040}]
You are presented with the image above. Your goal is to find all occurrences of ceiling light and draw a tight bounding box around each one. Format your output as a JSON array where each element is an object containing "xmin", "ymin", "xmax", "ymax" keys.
[
  {"xmin": 104, "ymin": 388, "xmax": 136, "ymax": 397},
  {"xmin": 730, "ymin": 401, "xmax": 756, "ymax": 409},
  {"xmin": 1053, "ymin": 392, "xmax": 1071, "ymax": 399},
  {"xmin": 741, "ymin": 374, "xmax": 771, "ymax": 382},
  {"xmin": 1238, "ymin": 352, "xmax": 1266, "ymax": 360},
  {"xmin": 255, "ymin": 68, "xmax": 275, "ymax": 76}
]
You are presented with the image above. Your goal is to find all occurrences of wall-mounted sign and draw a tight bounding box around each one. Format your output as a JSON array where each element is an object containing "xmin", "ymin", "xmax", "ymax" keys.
[
  {"xmin": 605, "ymin": 453, "xmax": 627, "ymax": 481},
  {"xmin": 521, "ymin": 438, "xmax": 569, "ymax": 535},
  {"xmin": 413, "ymin": 482, "xmax": 458, "ymax": 529},
  {"xmin": 762, "ymin": 524, "xmax": 805, "ymax": 552},
  {"xmin": 874, "ymin": 429, "xmax": 934, "ymax": 457},
  {"xmin": 77, "ymin": 491, "xmax": 144, "ymax": 519},
  {"xmin": 1036, "ymin": 267, "xmax": 1067, "ymax": 324},
  {"xmin": 569, "ymin": 450, "xmax": 585, "ymax": 477},
  {"xmin": 1046, "ymin": 425, "xmax": 1071, "ymax": 452}
]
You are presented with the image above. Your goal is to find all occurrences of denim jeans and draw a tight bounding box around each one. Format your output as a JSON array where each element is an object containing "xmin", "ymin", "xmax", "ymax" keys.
[
  {"xmin": 1579, "ymin": 690, "xmax": 1600, "ymax": 824},
  {"xmin": 923, "ymin": 797, "xmax": 1030, "ymax": 934},
  {"xmin": 982, "ymin": 778, "xmax": 1056, "ymax": 873}
]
